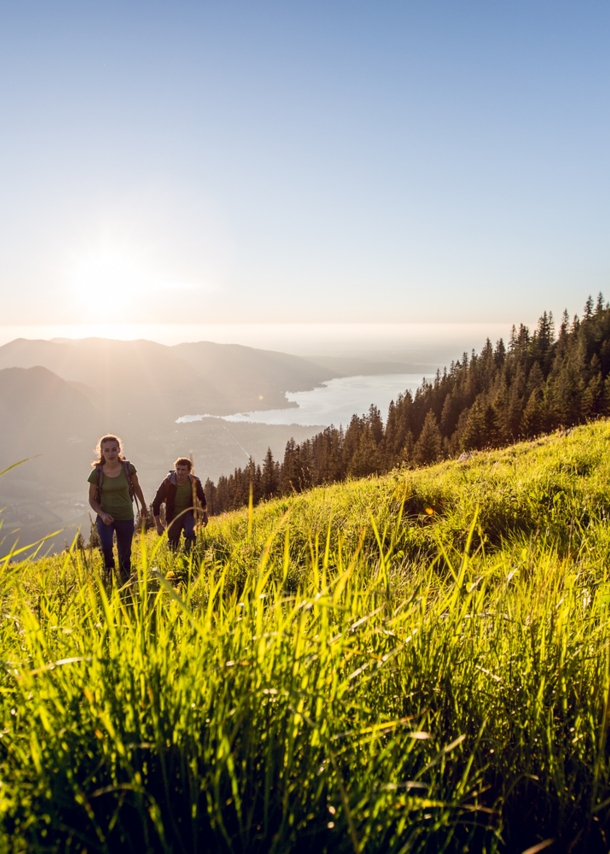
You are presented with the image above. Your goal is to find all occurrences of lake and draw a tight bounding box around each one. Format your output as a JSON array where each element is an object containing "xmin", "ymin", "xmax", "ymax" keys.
[{"xmin": 177, "ymin": 373, "xmax": 429, "ymax": 428}]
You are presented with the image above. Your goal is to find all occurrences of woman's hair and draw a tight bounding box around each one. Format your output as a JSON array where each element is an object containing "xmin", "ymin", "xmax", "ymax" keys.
[{"xmin": 92, "ymin": 434, "xmax": 125, "ymax": 467}]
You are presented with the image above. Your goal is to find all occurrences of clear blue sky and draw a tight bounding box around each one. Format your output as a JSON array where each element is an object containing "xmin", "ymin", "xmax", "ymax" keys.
[{"xmin": 1, "ymin": 1, "xmax": 608, "ymax": 327}]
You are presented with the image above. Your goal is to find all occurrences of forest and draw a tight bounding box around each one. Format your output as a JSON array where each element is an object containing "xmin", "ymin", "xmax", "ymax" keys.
[{"xmin": 205, "ymin": 295, "xmax": 610, "ymax": 514}]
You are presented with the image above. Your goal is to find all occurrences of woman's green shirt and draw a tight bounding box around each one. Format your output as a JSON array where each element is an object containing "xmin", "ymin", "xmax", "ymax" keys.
[{"xmin": 87, "ymin": 464, "xmax": 137, "ymax": 521}]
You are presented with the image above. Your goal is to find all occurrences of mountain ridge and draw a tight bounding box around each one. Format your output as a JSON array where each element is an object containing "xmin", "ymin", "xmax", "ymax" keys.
[{"xmin": 0, "ymin": 337, "xmax": 391, "ymax": 426}]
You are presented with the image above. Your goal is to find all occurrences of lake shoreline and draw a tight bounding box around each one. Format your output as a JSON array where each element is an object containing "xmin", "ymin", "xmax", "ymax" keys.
[{"xmin": 177, "ymin": 372, "xmax": 432, "ymax": 429}]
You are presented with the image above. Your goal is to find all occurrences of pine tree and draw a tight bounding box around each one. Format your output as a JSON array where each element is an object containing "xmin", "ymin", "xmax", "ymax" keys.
[
  {"xmin": 402, "ymin": 430, "xmax": 415, "ymax": 466},
  {"xmin": 367, "ymin": 404, "xmax": 384, "ymax": 445},
  {"xmin": 413, "ymin": 412, "xmax": 442, "ymax": 466},
  {"xmin": 526, "ymin": 362, "xmax": 544, "ymax": 398},
  {"xmin": 281, "ymin": 439, "xmax": 299, "ymax": 495},
  {"xmin": 494, "ymin": 338, "xmax": 506, "ymax": 369},
  {"xmin": 349, "ymin": 426, "xmax": 381, "ymax": 477},
  {"xmin": 262, "ymin": 448, "xmax": 279, "ymax": 499},
  {"xmin": 460, "ymin": 400, "xmax": 487, "ymax": 451},
  {"xmin": 491, "ymin": 378, "xmax": 511, "ymax": 446},
  {"xmin": 522, "ymin": 388, "xmax": 545, "ymax": 437},
  {"xmin": 342, "ymin": 415, "xmax": 364, "ymax": 475},
  {"xmin": 596, "ymin": 292, "xmax": 605, "ymax": 315},
  {"xmin": 584, "ymin": 295, "xmax": 594, "ymax": 320},
  {"xmin": 204, "ymin": 478, "xmax": 217, "ymax": 515},
  {"xmin": 582, "ymin": 372, "xmax": 603, "ymax": 419},
  {"xmin": 383, "ymin": 401, "xmax": 402, "ymax": 469}
]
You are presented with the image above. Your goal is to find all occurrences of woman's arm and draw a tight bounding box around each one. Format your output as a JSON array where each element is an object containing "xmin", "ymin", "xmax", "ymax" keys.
[
  {"xmin": 89, "ymin": 482, "xmax": 113, "ymax": 525},
  {"xmin": 131, "ymin": 473, "xmax": 148, "ymax": 515}
]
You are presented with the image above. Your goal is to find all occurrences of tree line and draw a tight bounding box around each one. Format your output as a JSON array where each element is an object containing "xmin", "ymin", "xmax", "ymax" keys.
[{"xmin": 204, "ymin": 295, "xmax": 610, "ymax": 515}]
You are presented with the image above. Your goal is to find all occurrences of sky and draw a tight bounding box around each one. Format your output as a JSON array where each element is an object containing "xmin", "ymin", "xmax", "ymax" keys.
[{"xmin": 1, "ymin": 0, "xmax": 609, "ymax": 331}]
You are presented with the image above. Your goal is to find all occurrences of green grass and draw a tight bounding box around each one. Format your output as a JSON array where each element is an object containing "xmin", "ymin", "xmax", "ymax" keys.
[{"xmin": 2, "ymin": 423, "xmax": 610, "ymax": 851}]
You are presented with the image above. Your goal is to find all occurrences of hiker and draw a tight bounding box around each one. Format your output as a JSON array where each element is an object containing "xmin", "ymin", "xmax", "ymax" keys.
[
  {"xmin": 87, "ymin": 434, "xmax": 147, "ymax": 584},
  {"xmin": 152, "ymin": 457, "xmax": 208, "ymax": 552}
]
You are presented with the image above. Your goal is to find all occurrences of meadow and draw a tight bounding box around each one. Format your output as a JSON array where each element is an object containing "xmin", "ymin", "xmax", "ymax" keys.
[{"xmin": 2, "ymin": 422, "xmax": 610, "ymax": 852}]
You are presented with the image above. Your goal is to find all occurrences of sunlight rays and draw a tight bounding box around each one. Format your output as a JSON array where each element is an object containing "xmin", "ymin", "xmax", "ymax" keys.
[{"xmin": 69, "ymin": 248, "xmax": 152, "ymax": 318}]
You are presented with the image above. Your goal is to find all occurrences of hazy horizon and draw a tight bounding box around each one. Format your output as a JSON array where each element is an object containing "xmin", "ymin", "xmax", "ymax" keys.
[{"xmin": 0, "ymin": 321, "xmax": 526, "ymax": 364}]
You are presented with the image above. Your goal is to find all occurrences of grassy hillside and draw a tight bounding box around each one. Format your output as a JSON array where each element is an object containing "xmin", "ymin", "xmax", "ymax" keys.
[{"xmin": 2, "ymin": 422, "xmax": 610, "ymax": 851}]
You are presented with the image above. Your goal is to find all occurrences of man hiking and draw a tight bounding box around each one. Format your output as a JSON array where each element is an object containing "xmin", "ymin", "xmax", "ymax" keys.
[{"xmin": 152, "ymin": 457, "xmax": 208, "ymax": 552}]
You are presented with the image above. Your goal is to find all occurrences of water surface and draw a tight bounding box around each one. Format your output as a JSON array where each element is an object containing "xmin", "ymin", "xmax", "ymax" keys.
[{"xmin": 177, "ymin": 373, "xmax": 429, "ymax": 428}]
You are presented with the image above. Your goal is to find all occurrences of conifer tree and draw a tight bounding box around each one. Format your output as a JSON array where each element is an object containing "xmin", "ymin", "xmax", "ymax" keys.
[
  {"xmin": 522, "ymin": 388, "xmax": 545, "ymax": 437},
  {"xmin": 413, "ymin": 411, "xmax": 442, "ymax": 466},
  {"xmin": 402, "ymin": 430, "xmax": 415, "ymax": 466},
  {"xmin": 204, "ymin": 478, "xmax": 217, "ymax": 515},
  {"xmin": 460, "ymin": 400, "xmax": 487, "ymax": 451},
  {"xmin": 582, "ymin": 372, "xmax": 604, "ymax": 419},
  {"xmin": 281, "ymin": 439, "xmax": 299, "ymax": 495},
  {"xmin": 261, "ymin": 448, "xmax": 279, "ymax": 499},
  {"xmin": 349, "ymin": 425, "xmax": 381, "ymax": 477}
]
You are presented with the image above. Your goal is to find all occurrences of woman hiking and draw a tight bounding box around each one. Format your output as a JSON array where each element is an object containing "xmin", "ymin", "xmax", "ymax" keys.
[{"xmin": 87, "ymin": 434, "xmax": 147, "ymax": 585}]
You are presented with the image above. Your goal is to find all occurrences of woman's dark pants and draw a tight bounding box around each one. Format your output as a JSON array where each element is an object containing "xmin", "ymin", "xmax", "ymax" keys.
[{"xmin": 96, "ymin": 516, "xmax": 135, "ymax": 584}]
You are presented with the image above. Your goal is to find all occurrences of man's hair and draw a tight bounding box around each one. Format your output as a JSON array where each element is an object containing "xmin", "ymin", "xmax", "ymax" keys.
[{"xmin": 174, "ymin": 457, "xmax": 193, "ymax": 471}]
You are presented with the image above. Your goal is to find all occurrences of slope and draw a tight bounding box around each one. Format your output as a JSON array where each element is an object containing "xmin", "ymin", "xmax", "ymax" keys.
[
  {"xmin": 202, "ymin": 419, "xmax": 610, "ymax": 583},
  {"xmin": 2, "ymin": 422, "xmax": 610, "ymax": 851}
]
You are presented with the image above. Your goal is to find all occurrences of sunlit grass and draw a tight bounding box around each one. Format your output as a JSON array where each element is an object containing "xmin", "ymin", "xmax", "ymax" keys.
[{"xmin": 1, "ymin": 423, "xmax": 610, "ymax": 851}]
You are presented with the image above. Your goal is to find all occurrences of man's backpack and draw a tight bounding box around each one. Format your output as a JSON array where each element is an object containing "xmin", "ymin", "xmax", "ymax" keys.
[
  {"xmin": 163, "ymin": 470, "xmax": 194, "ymax": 489},
  {"xmin": 95, "ymin": 460, "xmax": 138, "ymax": 509}
]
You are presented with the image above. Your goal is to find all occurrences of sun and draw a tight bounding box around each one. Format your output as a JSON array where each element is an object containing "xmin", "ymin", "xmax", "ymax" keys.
[{"xmin": 69, "ymin": 248, "xmax": 151, "ymax": 319}]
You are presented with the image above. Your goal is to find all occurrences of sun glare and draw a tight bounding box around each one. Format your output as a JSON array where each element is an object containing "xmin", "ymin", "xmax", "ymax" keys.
[{"xmin": 70, "ymin": 249, "xmax": 151, "ymax": 315}]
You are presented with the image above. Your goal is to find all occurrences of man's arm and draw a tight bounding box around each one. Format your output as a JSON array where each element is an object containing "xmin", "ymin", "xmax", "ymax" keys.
[{"xmin": 151, "ymin": 479, "xmax": 167, "ymax": 535}]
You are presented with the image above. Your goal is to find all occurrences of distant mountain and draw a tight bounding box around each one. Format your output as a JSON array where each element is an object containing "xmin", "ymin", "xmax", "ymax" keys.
[
  {"xmin": 306, "ymin": 356, "xmax": 418, "ymax": 376},
  {"xmin": 0, "ymin": 366, "xmax": 106, "ymax": 553},
  {"xmin": 0, "ymin": 338, "xmax": 341, "ymax": 430},
  {"xmin": 0, "ymin": 366, "xmax": 103, "ymax": 489},
  {"xmin": 171, "ymin": 341, "xmax": 338, "ymax": 395}
]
